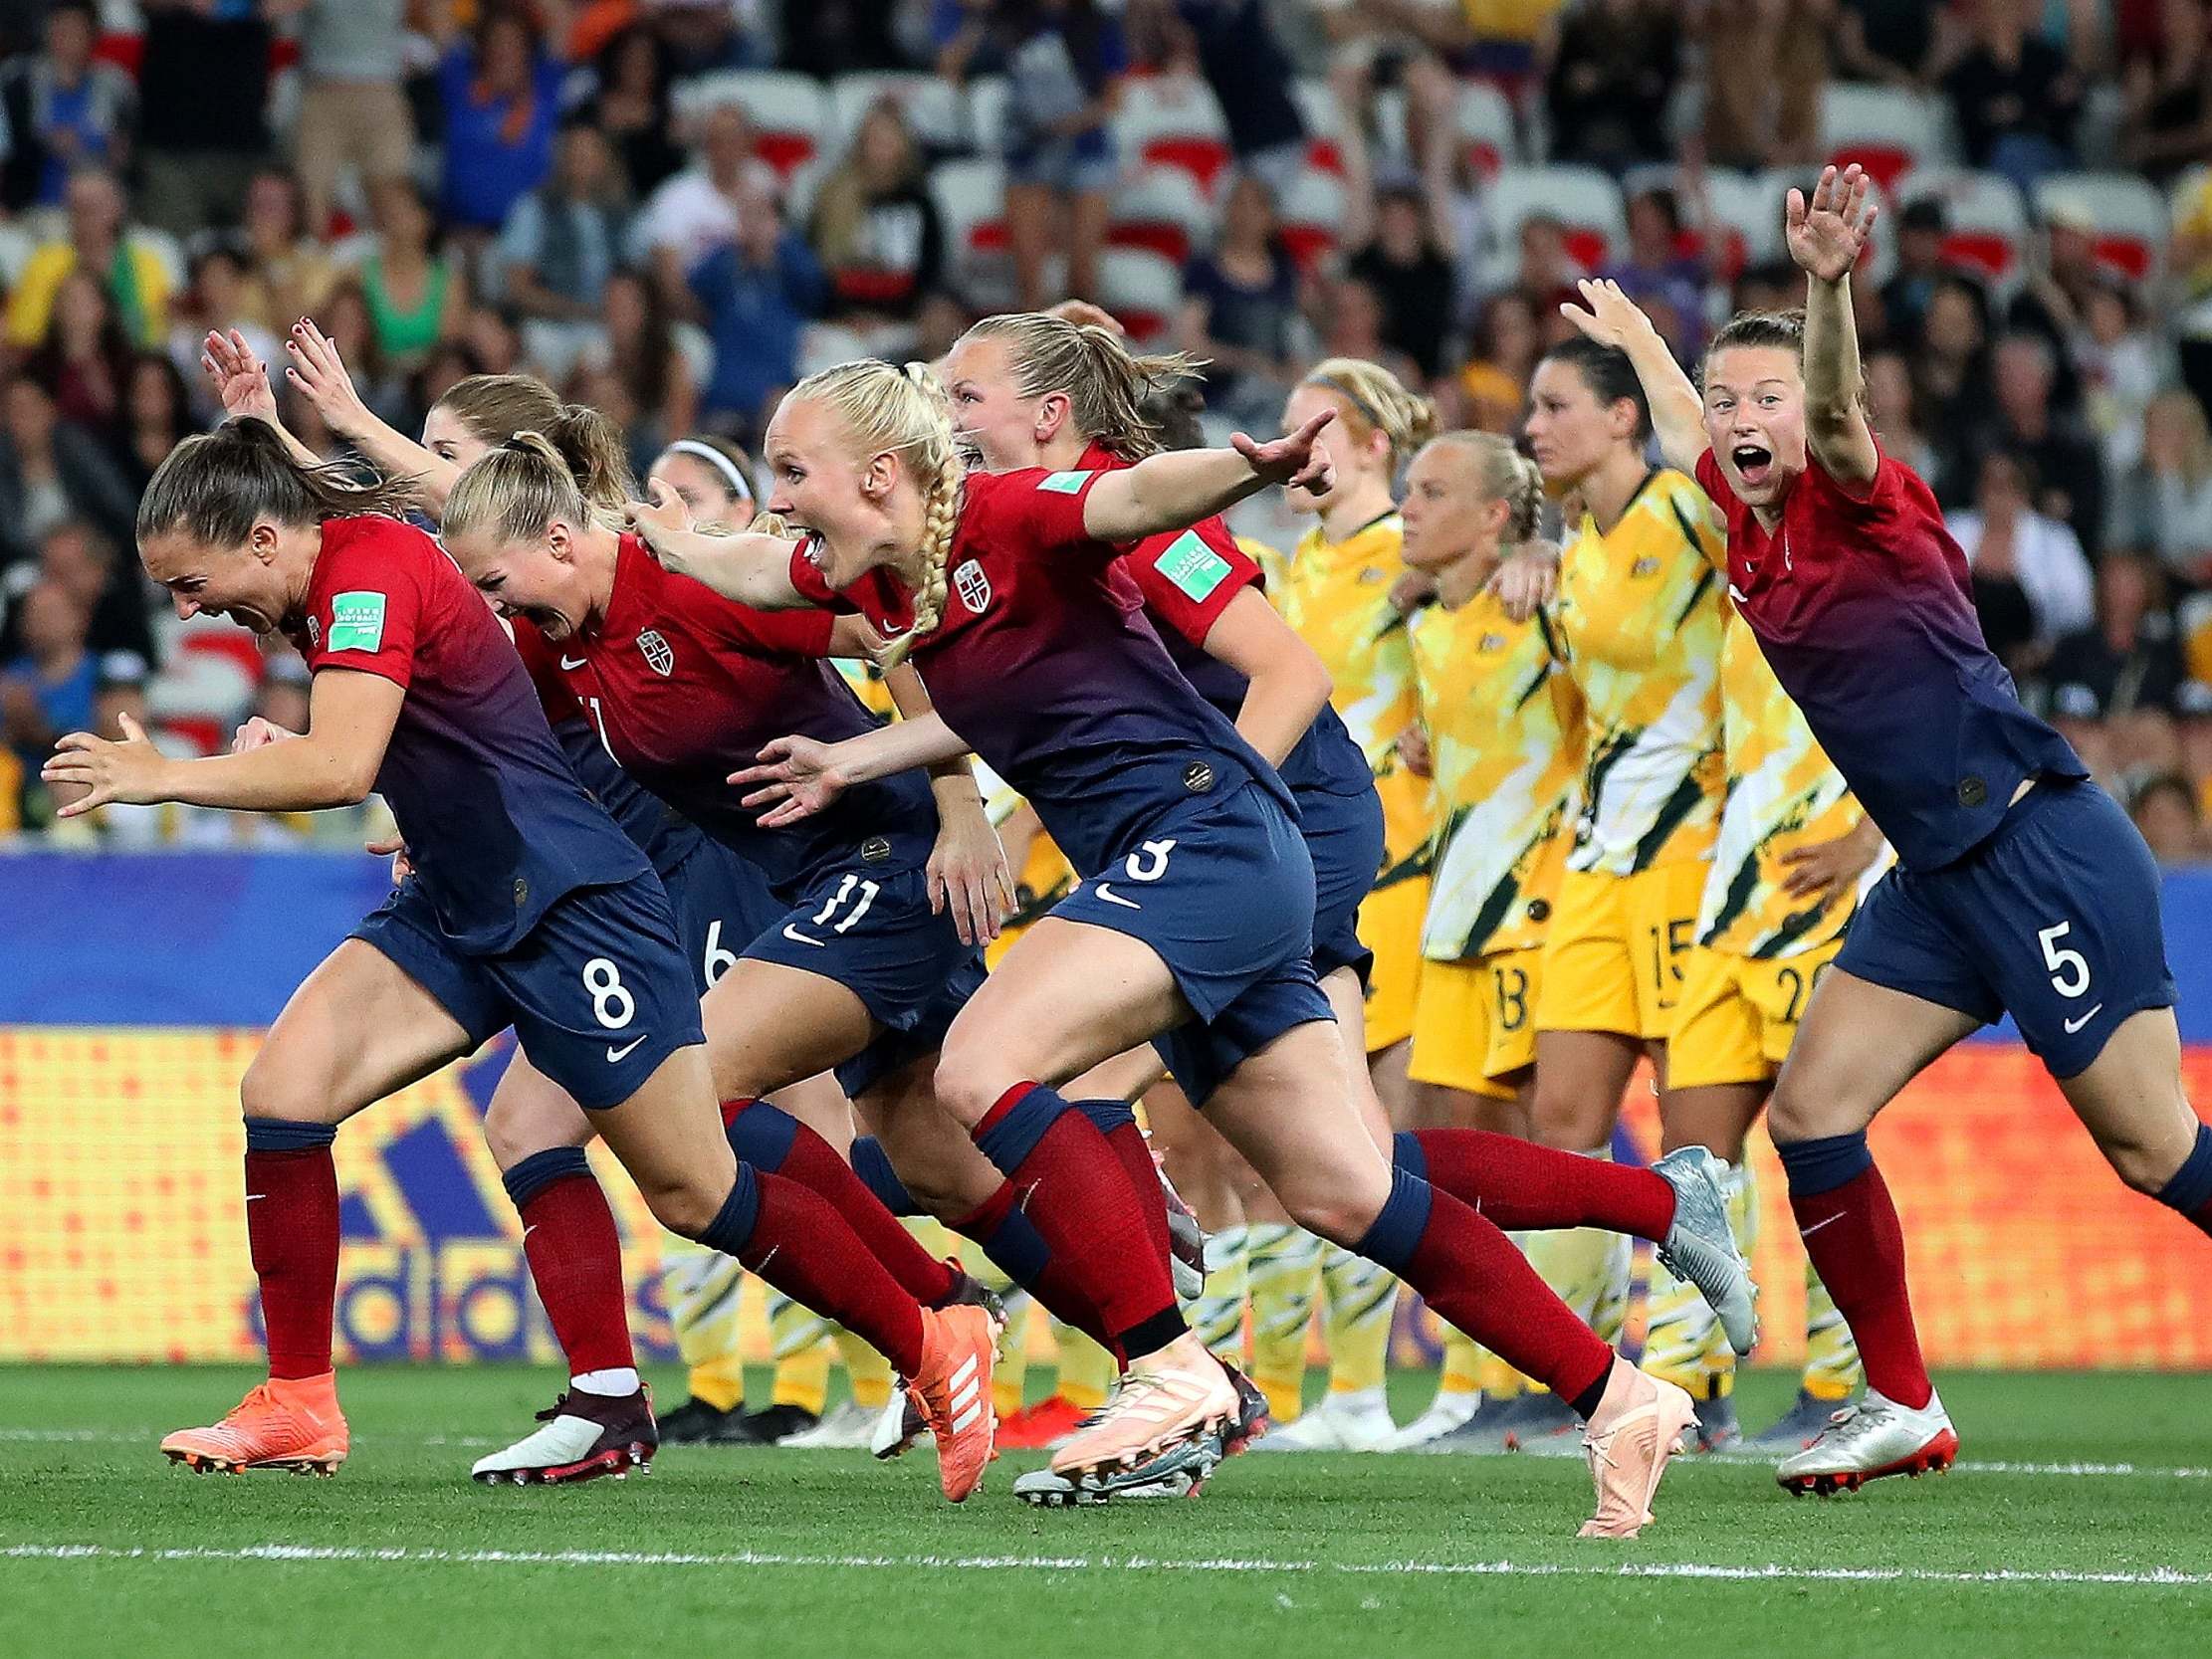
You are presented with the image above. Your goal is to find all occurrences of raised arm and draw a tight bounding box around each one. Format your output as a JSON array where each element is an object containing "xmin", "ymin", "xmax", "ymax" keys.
[
  {"xmin": 1081, "ymin": 412, "xmax": 1336, "ymax": 542},
  {"xmin": 45, "ymin": 671, "xmax": 402, "ymax": 817},
  {"xmin": 202, "ymin": 330, "xmax": 325, "ymax": 469},
  {"xmin": 284, "ymin": 319, "xmax": 460, "ymax": 514},
  {"xmin": 623, "ymin": 481, "xmax": 811, "ymax": 610},
  {"xmin": 1786, "ymin": 165, "xmax": 1881, "ymax": 488},
  {"xmin": 1559, "ymin": 279, "xmax": 1707, "ymax": 475}
]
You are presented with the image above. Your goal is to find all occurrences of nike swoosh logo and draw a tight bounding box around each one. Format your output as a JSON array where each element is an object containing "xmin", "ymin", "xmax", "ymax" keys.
[
  {"xmin": 1094, "ymin": 882, "xmax": 1143, "ymax": 911},
  {"xmin": 1728, "ymin": 583, "xmax": 1749, "ymax": 603},
  {"xmin": 780, "ymin": 925, "xmax": 826, "ymax": 947},
  {"xmin": 560, "ymin": 655, "xmax": 587, "ymax": 670},
  {"xmin": 605, "ymin": 1035, "xmax": 648, "ymax": 1063},
  {"xmin": 2063, "ymin": 1003, "xmax": 2104, "ymax": 1036},
  {"xmin": 521, "ymin": 1225, "xmax": 537, "ymax": 1240},
  {"xmin": 1799, "ymin": 1213, "xmax": 1845, "ymax": 1238},
  {"xmin": 244, "ymin": 1193, "xmax": 266, "ymax": 1203}
]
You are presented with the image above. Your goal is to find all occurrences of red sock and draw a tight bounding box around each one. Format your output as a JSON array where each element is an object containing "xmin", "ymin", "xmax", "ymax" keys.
[
  {"xmin": 972, "ymin": 1083, "xmax": 1181, "ymax": 1354},
  {"xmin": 245, "ymin": 1147, "xmax": 339, "ymax": 1380},
  {"xmin": 951, "ymin": 1180, "xmax": 1124, "ymax": 1364},
  {"xmin": 728, "ymin": 1101, "xmax": 960, "ymax": 1308},
  {"xmin": 742, "ymin": 1169, "xmax": 925, "ymax": 1376},
  {"xmin": 1411, "ymin": 1129, "xmax": 1674, "ymax": 1239},
  {"xmin": 518, "ymin": 1173, "xmax": 634, "ymax": 1376},
  {"xmin": 1790, "ymin": 1164, "xmax": 1931, "ymax": 1408},
  {"xmin": 1098, "ymin": 1115, "xmax": 1175, "ymax": 1278}
]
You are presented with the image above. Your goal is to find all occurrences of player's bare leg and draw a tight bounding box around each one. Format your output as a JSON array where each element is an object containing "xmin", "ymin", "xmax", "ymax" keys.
[
  {"xmin": 162, "ymin": 941, "xmax": 472, "ymax": 1476},
  {"xmin": 2055, "ymin": 1008, "xmax": 2210, "ymax": 1202},
  {"xmin": 1766, "ymin": 970, "xmax": 1979, "ymax": 1494}
]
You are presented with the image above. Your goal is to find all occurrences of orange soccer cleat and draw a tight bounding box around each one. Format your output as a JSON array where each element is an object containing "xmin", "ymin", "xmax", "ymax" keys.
[
  {"xmin": 1049, "ymin": 1334, "xmax": 1237, "ymax": 1480},
  {"xmin": 908, "ymin": 1303, "xmax": 1000, "ymax": 1502},
  {"xmin": 160, "ymin": 1373, "xmax": 349, "ymax": 1477}
]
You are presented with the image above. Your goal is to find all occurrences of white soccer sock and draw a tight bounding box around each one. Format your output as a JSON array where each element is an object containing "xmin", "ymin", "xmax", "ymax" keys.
[{"xmin": 570, "ymin": 1367, "xmax": 641, "ymax": 1397}]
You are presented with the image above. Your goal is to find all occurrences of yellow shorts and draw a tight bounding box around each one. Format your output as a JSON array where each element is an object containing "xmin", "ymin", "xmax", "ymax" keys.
[
  {"xmin": 1666, "ymin": 937, "xmax": 1844, "ymax": 1089},
  {"xmin": 1533, "ymin": 862, "xmax": 1708, "ymax": 1042},
  {"xmin": 1356, "ymin": 875, "xmax": 1429, "ymax": 1053},
  {"xmin": 1408, "ymin": 948, "xmax": 1542, "ymax": 1100}
]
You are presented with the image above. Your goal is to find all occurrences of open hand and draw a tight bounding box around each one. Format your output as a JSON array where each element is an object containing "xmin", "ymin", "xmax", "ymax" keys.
[
  {"xmin": 284, "ymin": 316, "xmax": 374, "ymax": 438},
  {"xmin": 729, "ymin": 734, "xmax": 851, "ymax": 827},
  {"xmin": 42, "ymin": 713, "xmax": 169, "ymax": 818},
  {"xmin": 1787, "ymin": 164, "xmax": 1879, "ymax": 285},
  {"xmin": 1488, "ymin": 545, "xmax": 1560, "ymax": 622},
  {"xmin": 1232, "ymin": 409, "xmax": 1336, "ymax": 495},
  {"xmin": 1559, "ymin": 278, "xmax": 1656, "ymax": 351},
  {"xmin": 203, "ymin": 329, "xmax": 280, "ymax": 425},
  {"xmin": 927, "ymin": 798, "xmax": 1016, "ymax": 947}
]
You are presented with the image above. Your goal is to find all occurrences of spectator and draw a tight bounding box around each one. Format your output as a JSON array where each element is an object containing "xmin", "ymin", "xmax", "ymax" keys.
[
  {"xmin": 632, "ymin": 102, "xmax": 779, "ymax": 290},
  {"xmin": 582, "ymin": 25, "xmax": 686, "ymax": 199},
  {"xmin": 1316, "ymin": 0, "xmax": 1563, "ymax": 94},
  {"xmin": 5, "ymin": 168, "xmax": 174, "ymax": 352},
  {"xmin": 1835, "ymin": 0, "xmax": 1942, "ymax": 86},
  {"xmin": 1336, "ymin": 63, "xmax": 1454, "ymax": 381},
  {"xmin": 2074, "ymin": 281, "xmax": 2171, "ymax": 478},
  {"xmin": 2120, "ymin": 0, "xmax": 2212, "ymax": 185},
  {"xmin": 685, "ymin": 174, "xmax": 826, "ymax": 435},
  {"xmin": 178, "ymin": 247, "xmax": 281, "ymax": 403},
  {"xmin": 2110, "ymin": 389, "xmax": 2212, "ymax": 585},
  {"xmin": 1600, "ymin": 186, "xmax": 1718, "ymax": 360},
  {"xmin": 1917, "ymin": 275, "xmax": 1994, "ymax": 489},
  {"xmin": 580, "ymin": 269, "xmax": 699, "ymax": 466},
  {"xmin": 2046, "ymin": 554, "xmax": 2195, "ymax": 763},
  {"xmin": 912, "ymin": 289, "xmax": 972, "ymax": 365},
  {"xmin": 1178, "ymin": 172, "xmax": 1305, "ymax": 429},
  {"xmin": 1546, "ymin": 0, "xmax": 1680, "ymax": 174},
  {"xmin": 1, "ymin": 580, "xmax": 96, "ymax": 816},
  {"xmin": 2129, "ymin": 770, "xmax": 2210, "ymax": 864},
  {"xmin": 279, "ymin": 280, "xmax": 409, "ymax": 452},
  {"xmin": 1455, "ymin": 291, "xmax": 1540, "ymax": 435},
  {"xmin": 2006, "ymin": 196, "xmax": 2114, "ymax": 401},
  {"xmin": 115, "ymin": 353, "xmax": 195, "ymax": 494},
  {"xmin": 1936, "ymin": 0, "xmax": 2083, "ymax": 190},
  {"xmin": 656, "ymin": 0, "xmax": 770, "ymax": 76},
  {"xmin": 289, "ymin": 0, "xmax": 412, "ymax": 237},
  {"xmin": 0, "ymin": 518, "xmax": 155, "ymax": 685},
  {"xmin": 1317, "ymin": 274, "xmax": 1424, "ymax": 390},
  {"xmin": 1699, "ymin": 0, "xmax": 1828, "ymax": 173},
  {"xmin": 0, "ymin": 0, "xmax": 136, "ymax": 214},
  {"xmin": 463, "ymin": 304, "xmax": 529, "ymax": 378},
  {"xmin": 134, "ymin": 0, "xmax": 274, "ymax": 238},
  {"xmin": 807, "ymin": 100, "xmax": 948, "ymax": 334},
  {"xmin": 25, "ymin": 268, "xmax": 132, "ymax": 443},
  {"xmin": 234, "ymin": 169, "xmax": 339, "ymax": 336},
  {"xmin": 352, "ymin": 180, "xmax": 466, "ymax": 371},
  {"xmin": 1976, "ymin": 330, "xmax": 2108, "ymax": 554},
  {"xmin": 779, "ymin": 0, "xmax": 906, "ymax": 76},
  {"xmin": 436, "ymin": 2, "xmax": 569, "ymax": 238},
  {"xmin": 0, "ymin": 376, "xmax": 136, "ymax": 559},
  {"xmin": 1950, "ymin": 448, "xmax": 2097, "ymax": 669},
  {"xmin": 1881, "ymin": 197, "xmax": 1961, "ymax": 348},
  {"xmin": 1497, "ymin": 211, "xmax": 1584, "ymax": 321},
  {"xmin": 1866, "ymin": 346, "xmax": 1938, "ymax": 480},
  {"xmin": 499, "ymin": 122, "xmax": 631, "ymax": 382},
  {"xmin": 1142, "ymin": 0, "xmax": 1305, "ymax": 196}
]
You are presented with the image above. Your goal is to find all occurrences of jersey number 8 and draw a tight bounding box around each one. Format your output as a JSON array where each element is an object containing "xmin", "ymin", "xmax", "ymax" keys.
[{"xmin": 583, "ymin": 956, "xmax": 637, "ymax": 1029}]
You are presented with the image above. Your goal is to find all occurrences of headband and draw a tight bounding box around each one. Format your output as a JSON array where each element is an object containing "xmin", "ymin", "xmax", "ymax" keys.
[
  {"xmin": 663, "ymin": 439, "xmax": 753, "ymax": 503},
  {"xmin": 1310, "ymin": 373, "xmax": 1387, "ymax": 436}
]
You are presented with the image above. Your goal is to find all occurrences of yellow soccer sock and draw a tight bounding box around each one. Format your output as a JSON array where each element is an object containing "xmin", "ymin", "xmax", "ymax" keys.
[
  {"xmin": 1056, "ymin": 1327, "xmax": 1117, "ymax": 1412},
  {"xmin": 1524, "ymin": 1153, "xmax": 1633, "ymax": 1392},
  {"xmin": 834, "ymin": 1328, "xmax": 894, "ymax": 1412},
  {"xmin": 995, "ymin": 1292, "xmax": 1034, "ymax": 1417},
  {"xmin": 1801, "ymin": 1263, "xmax": 1864, "ymax": 1401},
  {"xmin": 662, "ymin": 1238, "xmax": 749, "ymax": 1407},
  {"xmin": 1477, "ymin": 1347, "xmax": 1529, "ymax": 1401},
  {"xmin": 767, "ymin": 1293, "xmax": 833, "ymax": 1416},
  {"xmin": 1438, "ymin": 1326, "xmax": 1485, "ymax": 1402},
  {"xmin": 685, "ymin": 1351, "xmax": 748, "ymax": 1414},
  {"xmin": 1192, "ymin": 1223, "xmax": 1249, "ymax": 1361},
  {"xmin": 1320, "ymin": 1243, "xmax": 1398, "ymax": 1397},
  {"xmin": 1245, "ymin": 1222, "xmax": 1325, "ymax": 1422}
]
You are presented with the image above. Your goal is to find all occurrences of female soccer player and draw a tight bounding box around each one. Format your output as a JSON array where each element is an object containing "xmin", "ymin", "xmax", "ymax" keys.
[
  {"xmin": 649, "ymin": 434, "xmax": 757, "ymax": 525},
  {"xmin": 631, "ymin": 357, "xmax": 1758, "ymax": 1536},
  {"xmin": 43, "ymin": 421, "xmax": 1000, "ymax": 1500},
  {"xmin": 1388, "ymin": 431, "xmax": 1585, "ymax": 1451},
  {"xmin": 1564, "ymin": 163, "xmax": 2212, "ymax": 1491}
]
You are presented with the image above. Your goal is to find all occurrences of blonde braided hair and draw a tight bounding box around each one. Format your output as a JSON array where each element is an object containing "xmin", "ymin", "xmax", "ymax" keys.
[
  {"xmin": 1422, "ymin": 431, "xmax": 1546, "ymax": 546},
  {"xmin": 783, "ymin": 356, "xmax": 966, "ymax": 669}
]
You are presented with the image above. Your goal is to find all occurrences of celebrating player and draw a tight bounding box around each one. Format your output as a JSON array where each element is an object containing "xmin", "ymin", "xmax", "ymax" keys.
[
  {"xmin": 633, "ymin": 355, "xmax": 1757, "ymax": 1536},
  {"xmin": 1563, "ymin": 163, "xmax": 2212, "ymax": 1492},
  {"xmin": 44, "ymin": 421, "xmax": 1000, "ymax": 1500}
]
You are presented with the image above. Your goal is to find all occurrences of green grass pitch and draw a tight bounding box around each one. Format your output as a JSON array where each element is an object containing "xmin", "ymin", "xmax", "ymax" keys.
[{"xmin": 2, "ymin": 1364, "xmax": 2207, "ymax": 1658}]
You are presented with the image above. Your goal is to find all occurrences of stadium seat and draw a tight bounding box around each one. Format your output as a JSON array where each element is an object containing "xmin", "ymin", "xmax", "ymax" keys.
[
  {"xmin": 2035, "ymin": 171, "xmax": 2171, "ymax": 282},
  {"xmin": 931, "ymin": 157, "xmax": 1009, "ymax": 263},
  {"xmin": 1454, "ymin": 81, "xmax": 1517, "ymax": 179},
  {"xmin": 1096, "ymin": 248, "xmax": 1185, "ymax": 341},
  {"xmin": 1115, "ymin": 76, "xmax": 1232, "ymax": 194},
  {"xmin": 1276, "ymin": 165, "xmax": 1349, "ymax": 272},
  {"xmin": 828, "ymin": 71, "xmax": 998, "ymax": 157},
  {"xmin": 1902, "ymin": 169, "xmax": 2031, "ymax": 294},
  {"xmin": 1108, "ymin": 165, "xmax": 1213, "ymax": 265},
  {"xmin": 1821, "ymin": 83, "xmax": 1948, "ymax": 190},
  {"xmin": 1621, "ymin": 164, "xmax": 1770, "ymax": 279},
  {"xmin": 674, "ymin": 71, "xmax": 830, "ymax": 179},
  {"xmin": 1483, "ymin": 165, "xmax": 1627, "ymax": 285},
  {"xmin": 1291, "ymin": 78, "xmax": 1346, "ymax": 174}
]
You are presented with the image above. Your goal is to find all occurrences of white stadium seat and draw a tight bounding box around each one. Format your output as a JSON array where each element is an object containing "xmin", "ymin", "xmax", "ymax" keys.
[
  {"xmin": 1821, "ymin": 83, "xmax": 1949, "ymax": 191},
  {"xmin": 931, "ymin": 157, "xmax": 1009, "ymax": 266},
  {"xmin": 1114, "ymin": 75, "xmax": 1231, "ymax": 194},
  {"xmin": 673, "ymin": 70, "xmax": 830, "ymax": 179},
  {"xmin": 1096, "ymin": 248, "xmax": 1185, "ymax": 340},
  {"xmin": 1454, "ymin": 81, "xmax": 1517, "ymax": 178},
  {"xmin": 1276, "ymin": 165, "xmax": 1348, "ymax": 272},
  {"xmin": 1902, "ymin": 169, "xmax": 2031, "ymax": 296},
  {"xmin": 2035, "ymin": 171, "xmax": 2171, "ymax": 283},
  {"xmin": 1108, "ymin": 165, "xmax": 1214, "ymax": 265},
  {"xmin": 1482, "ymin": 165, "xmax": 1628, "ymax": 287}
]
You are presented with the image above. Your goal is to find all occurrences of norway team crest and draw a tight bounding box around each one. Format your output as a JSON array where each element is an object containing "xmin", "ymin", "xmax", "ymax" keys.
[
  {"xmin": 638, "ymin": 629, "xmax": 675, "ymax": 676},
  {"xmin": 953, "ymin": 559, "xmax": 992, "ymax": 614}
]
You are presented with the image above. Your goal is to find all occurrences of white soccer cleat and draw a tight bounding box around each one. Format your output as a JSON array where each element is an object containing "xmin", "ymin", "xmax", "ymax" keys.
[
  {"xmin": 775, "ymin": 1400, "xmax": 880, "ymax": 1450},
  {"xmin": 470, "ymin": 1387, "xmax": 656, "ymax": 1486},
  {"xmin": 1381, "ymin": 1389, "xmax": 1483, "ymax": 1451},
  {"xmin": 1775, "ymin": 1388, "xmax": 1959, "ymax": 1496},
  {"xmin": 1245, "ymin": 1385, "xmax": 1397, "ymax": 1453},
  {"xmin": 869, "ymin": 1385, "xmax": 926, "ymax": 1461}
]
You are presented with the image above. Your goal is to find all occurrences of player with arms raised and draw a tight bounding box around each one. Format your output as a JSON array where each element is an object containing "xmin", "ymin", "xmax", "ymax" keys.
[{"xmin": 1564, "ymin": 165, "xmax": 2212, "ymax": 1493}]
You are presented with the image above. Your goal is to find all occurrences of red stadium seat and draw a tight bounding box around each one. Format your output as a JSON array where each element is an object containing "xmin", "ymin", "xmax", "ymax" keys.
[
  {"xmin": 1454, "ymin": 82, "xmax": 1517, "ymax": 179},
  {"xmin": 674, "ymin": 72, "xmax": 829, "ymax": 182},
  {"xmin": 1116, "ymin": 77, "xmax": 1232, "ymax": 194},
  {"xmin": 1108, "ymin": 166, "xmax": 1212, "ymax": 265},
  {"xmin": 1902, "ymin": 170, "xmax": 2031, "ymax": 294},
  {"xmin": 1275, "ymin": 166, "xmax": 1348, "ymax": 272},
  {"xmin": 1482, "ymin": 165, "xmax": 1628, "ymax": 289},
  {"xmin": 1821, "ymin": 84, "xmax": 1948, "ymax": 190},
  {"xmin": 931, "ymin": 158, "xmax": 1008, "ymax": 261}
]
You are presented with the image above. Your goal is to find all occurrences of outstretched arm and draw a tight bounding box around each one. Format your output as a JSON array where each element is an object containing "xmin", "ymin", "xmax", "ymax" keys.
[
  {"xmin": 624, "ymin": 481, "xmax": 811, "ymax": 610},
  {"xmin": 1787, "ymin": 164, "xmax": 1881, "ymax": 488},
  {"xmin": 201, "ymin": 330, "xmax": 325, "ymax": 469},
  {"xmin": 284, "ymin": 319, "xmax": 460, "ymax": 514},
  {"xmin": 1559, "ymin": 279, "xmax": 1707, "ymax": 475},
  {"xmin": 730, "ymin": 714, "xmax": 974, "ymax": 828},
  {"xmin": 1080, "ymin": 412, "xmax": 1336, "ymax": 542}
]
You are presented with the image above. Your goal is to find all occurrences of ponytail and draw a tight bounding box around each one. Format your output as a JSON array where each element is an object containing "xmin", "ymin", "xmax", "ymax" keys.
[
  {"xmin": 544, "ymin": 402, "xmax": 637, "ymax": 511},
  {"xmin": 137, "ymin": 417, "xmax": 420, "ymax": 547},
  {"xmin": 444, "ymin": 427, "xmax": 620, "ymax": 547},
  {"xmin": 1418, "ymin": 431, "xmax": 1547, "ymax": 549}
]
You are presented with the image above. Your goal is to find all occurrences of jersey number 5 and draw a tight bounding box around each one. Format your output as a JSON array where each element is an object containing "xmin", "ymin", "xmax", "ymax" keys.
[{"xmin": 2037, "ymin": 922, "xmax": 2092, "ymax": 999}]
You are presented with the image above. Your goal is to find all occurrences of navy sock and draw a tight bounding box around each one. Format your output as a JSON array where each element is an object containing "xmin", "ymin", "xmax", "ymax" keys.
[
  {"xmin": 850, "ymin": 1135, "xmax": 919, "ymax": 1216},
  {"xmin": 1775, "ymin": 1130, "xmax": 1874, "ymax": 1197},
  {"xmin": 719, "ymin": 1098, "xmax": 800, "ymax": 1173},
  {"xmin": 2156, "ymin": 1122, "xmax": 2212, "ymax": 1218},
  {"xmin": 695, "ymin": 1164, "xmax": 763, "ymax": 1257},
  {"xmin": 243, "ymin": 1117, "xmax": 336, "ymax": 1153},
  {"xmin": 502, "ymin": 1145, "xmax": 591, "ymax": 1210}
]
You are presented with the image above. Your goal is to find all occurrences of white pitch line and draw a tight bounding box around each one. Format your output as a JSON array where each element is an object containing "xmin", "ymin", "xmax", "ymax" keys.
[{"xmin": 3, "ymin": 1543, "xmax": 2209, "ymax": 1590}]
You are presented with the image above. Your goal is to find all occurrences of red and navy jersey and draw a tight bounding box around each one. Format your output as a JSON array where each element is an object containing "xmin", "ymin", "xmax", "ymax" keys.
[
  {"xmin": 788, "ymin": 467, "xmax": 1293, "ymax": 877},
  {"xmin": 550, "ymin": 533, "xmax": 938, "ymax": 895},
  {"xmin": 513, "ymin": 623, "xmax": 701, "ymax": 880},
  {"xmin": 1693, "ymin": 448, "xmax": 2085, "ymax": 871},
  {"xmin": 284, "ymin": 516, "xmax": 650, "ymax": 953},
  {"xmin": 1080, "ymin": 444, "xmax": 1375, "ymax": 805}
]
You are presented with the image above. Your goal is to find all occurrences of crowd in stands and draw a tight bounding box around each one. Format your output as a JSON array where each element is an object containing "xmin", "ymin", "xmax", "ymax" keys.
[{"xmin": 5, "ymin": 0, "xmax": 2212, "ymax": 865}]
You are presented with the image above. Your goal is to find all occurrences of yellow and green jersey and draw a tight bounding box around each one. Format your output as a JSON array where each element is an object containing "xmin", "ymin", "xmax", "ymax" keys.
[
  {"xmin": 1410, "ymin": 589, "xmax": 1583, "ymax": 960},
  {"xmin": 1272, "ymin": 512, "xmax": 1433, "ymax": 889},
  {"xmin": 1696, "ymin": 610, "xmax": 1870, "ymax": 957},
  {"xmin": 1552, "ymin": 469, "xmax": 1726, "ymax": 877}
]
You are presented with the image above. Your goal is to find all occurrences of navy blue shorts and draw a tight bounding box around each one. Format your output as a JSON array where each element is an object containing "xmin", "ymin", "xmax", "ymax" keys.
[
  {"xmin": 740, "ymin": 859, "xmax": 984, "ymax": 1102},
  {"xmin": 354, "ymin": 875, "xmax": 706, "ymax": 1111},
  {"xmin": 1052, "ymin": 780, "xmax": 1335, "ymax": 1107},
  {"xmin": 662, "ymin": 838, "xmax": 783, "ymax": 996},
  {"xmin": 1837, "ymin": 780, "xmax": 2176, "ymax": 1079},
  {"xmin": 1300, "ymin": 782, "xmax": 1384, "ymax": 989}
]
